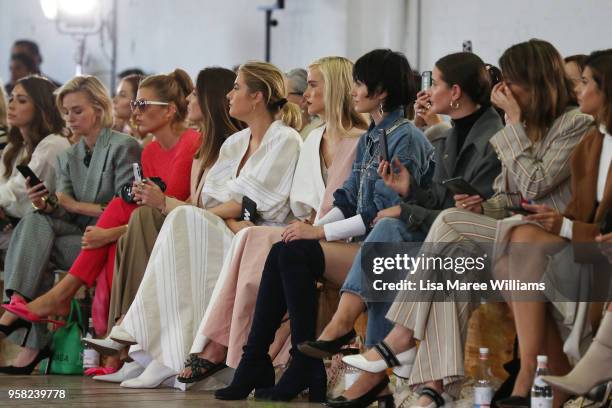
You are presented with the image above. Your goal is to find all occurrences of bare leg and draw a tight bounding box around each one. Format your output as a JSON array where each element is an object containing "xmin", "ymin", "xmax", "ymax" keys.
[
  {"xmin": 10, "ymin": 347, "xmax": 41, "ymax": 367},
  {"xmin": 507, "ymin": 224, "xmax": 565, "ymax": 397},
  {"xmin": 26, "ymin": 274, "xmax": 83, "ymax": 317},
  {"xmin": 318, "ymin": 292, "xmax": 365, "ymax": 341}
]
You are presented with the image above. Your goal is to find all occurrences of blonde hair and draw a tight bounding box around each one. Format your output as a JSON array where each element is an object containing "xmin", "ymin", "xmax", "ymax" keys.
[
  {"xmin": 239, "ymin": 61, "xmax": 302, "ymax": 130},
  {"xmin": 0, "ymin": 85, "xmax": 7, "ymax": 128},
  {"xmin": 309, "ymin": 56, "xmax": 368, "ymax": 136},
  {"xmin": 56, "ymin": 76, "xmax": 113, "ymax": 128}
]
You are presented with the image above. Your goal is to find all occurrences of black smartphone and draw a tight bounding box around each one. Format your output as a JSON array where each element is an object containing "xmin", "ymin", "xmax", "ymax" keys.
[
  {"xmin": 379, "ymin": 129, "xmax": 390, "ymax": 167},
  {"xmin": 442, "ymin": 177, "xmax": 483, "ymax": 198},
  {"xmin": 421, "ymin": 71, "xmax": 432, "ymax": 91},
  {"xmin": 16, "ymin": 165, "xmax": 43, "ymax": 187},
  {"xmin": 241, "ymin": 196, "xmax": 258, "ymax": 223},
  {"xmin": 505, "ymin": 206, "xmax": 535, "ymax": 216},
  {"xmin": 600, "ymin": 210, "xmax": 612, "ymax": 234}
]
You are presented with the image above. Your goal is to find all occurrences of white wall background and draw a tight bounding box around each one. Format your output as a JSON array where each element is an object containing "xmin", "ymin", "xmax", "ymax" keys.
[{"xmin": 1, "ymin": 0, "xmax": 611, "ymax": 89}]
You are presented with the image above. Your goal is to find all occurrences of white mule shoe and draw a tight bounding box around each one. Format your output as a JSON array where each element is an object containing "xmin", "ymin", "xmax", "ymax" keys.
[
  {"xmin": 120, "ymin": 360, "xmax": 177, "ymax": 389},
  {"xmin": 83, "ymin": 336, "xmax": 126, "ymax": 356},
  {"xmin": 93, "ymin": 361, "xmax": 144, "ymax": 383},
  {"xmin": 342, "ymin": 341, "xmax": 416, "ymax": 378},
  {"xmin": 109, "ymin": 325, "xmax": 137, "ymax": 345}
]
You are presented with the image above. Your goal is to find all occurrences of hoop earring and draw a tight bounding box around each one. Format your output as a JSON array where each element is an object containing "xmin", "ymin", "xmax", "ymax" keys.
[{"xmin": 450, "ymin": 100, "xmax": 460, "ymax": 110}]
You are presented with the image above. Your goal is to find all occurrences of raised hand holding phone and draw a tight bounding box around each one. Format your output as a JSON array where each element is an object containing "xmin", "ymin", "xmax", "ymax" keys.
[{"xmin": 378, "ymin": 157, "xmax": 411, "ymax": 197}]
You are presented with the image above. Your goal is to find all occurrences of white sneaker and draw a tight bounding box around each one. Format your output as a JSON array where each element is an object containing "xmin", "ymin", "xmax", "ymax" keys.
[
  {"xmin": 83, "ymin": 336, "xmax": 126, "ymax": 356},
  {"xmin": 120, "ymin": 360, "xmax": 177, "ymax": 389},
  {"xmin": 93, "ymin": 361, "xmax": 144, "ymax": 383},
  {"xmin": 109, "ymin": 325, "xmax": 137, "ymax": 345}
]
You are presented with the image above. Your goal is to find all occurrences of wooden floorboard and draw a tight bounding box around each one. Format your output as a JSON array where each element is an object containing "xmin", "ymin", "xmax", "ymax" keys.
[{"xmin": 0, "ymin": 375, "xmax": 319, "ymax": 407}]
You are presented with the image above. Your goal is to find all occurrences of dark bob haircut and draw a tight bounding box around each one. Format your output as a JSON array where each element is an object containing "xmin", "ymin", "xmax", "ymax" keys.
[{"xmin": 353, "ymin": 49, "xmax": 416, "ymax": 114}]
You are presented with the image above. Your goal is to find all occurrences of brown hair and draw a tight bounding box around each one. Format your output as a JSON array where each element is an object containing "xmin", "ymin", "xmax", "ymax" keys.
[
  {"xmin": 5, "ymin": 75, "xmax": 65, "ymax": 177},
  {"xmin": 238, "ymin": 61, "xmax": 302, "ymax": 129},
  {"xmin": 564, "ymin": 54, "xmax": 588, "ymax": 73},
  {"xmin": 121, "ymin": 74, "xmax": 143, "ymax": 99},
  {"xmin": 436, "ymin": 52, "xmax": 492, "ymax": 106},
  {"xmin": 584, "ymin": 49, "xmax": 612, "ymax": 132},
  {"xmin": 139, "ymin": 68, "xmax": 193, "ymax": 125},
  {"xmin": 499, "ymin": 39, "xmax": 573, "ymax": 142},
  {"xmin": 193, "ymin": 67, "xmax": 245, "ymax": 168}
]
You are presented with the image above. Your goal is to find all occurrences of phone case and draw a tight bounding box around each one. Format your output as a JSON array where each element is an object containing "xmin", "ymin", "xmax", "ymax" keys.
[{"xmin": 241, "ymin": 196, "xmax": 258, "ymax": 223}]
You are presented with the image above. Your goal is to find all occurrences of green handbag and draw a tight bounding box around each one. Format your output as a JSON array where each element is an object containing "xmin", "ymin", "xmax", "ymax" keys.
[{"xmin": 45, "ymin": 299, "xmax": 85, "ymax": 375}]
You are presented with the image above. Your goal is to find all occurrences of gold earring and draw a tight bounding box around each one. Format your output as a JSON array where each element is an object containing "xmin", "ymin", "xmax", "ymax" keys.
[{"xmin": 450, "ymin": 100, "xmax": 460, "ymax": 109}]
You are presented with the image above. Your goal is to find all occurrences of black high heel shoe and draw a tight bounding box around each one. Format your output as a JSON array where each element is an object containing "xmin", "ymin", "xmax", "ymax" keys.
[
  {"xmin": 214, "ymin": 355, "xmax": 275, "ymax": 400},
  {"xmin": 0, "ymin": 318, "xmax": 32, "ymax": 347},
  {"xmin": 326, "ymin": 375, "xmax": 392, "ymax": 408},
  {"xmin": 298, "ymin": 329, "xmax": 356, "ymax": 358},
  {"xmin": 0, "ymin": 346, "xmax": 52, "ymax": 375},
  {"xmin": 255, "ymin": 352, "xmax": 327, "ymax": 402}
]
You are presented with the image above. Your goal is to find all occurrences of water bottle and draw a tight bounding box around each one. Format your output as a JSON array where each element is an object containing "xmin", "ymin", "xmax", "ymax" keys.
[
  {"xmin": 82, "ymin": 318, "xmax": 100, "ymax": 369},
  {"xmin": 531, "ymin": 355, "xmax": 553, "ymax": 408},
  {"xmin": 473, "ymin": 347, "xmax": 493, "ymax": 408}
]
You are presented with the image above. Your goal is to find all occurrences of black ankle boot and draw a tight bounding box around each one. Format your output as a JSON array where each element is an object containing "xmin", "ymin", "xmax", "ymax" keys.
[
  {"xmin": 214, "ymin": 354, "xmax": 275, "ymax": 400},
  {"xmin": 255, "ymin": 351, "xmax": 327, "ymax": 402}
]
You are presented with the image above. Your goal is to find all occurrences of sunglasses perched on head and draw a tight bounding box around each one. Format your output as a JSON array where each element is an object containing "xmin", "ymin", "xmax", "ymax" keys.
[{"xmin": 130, "ymin": 99, "xmax": 169, "ymax": 112}]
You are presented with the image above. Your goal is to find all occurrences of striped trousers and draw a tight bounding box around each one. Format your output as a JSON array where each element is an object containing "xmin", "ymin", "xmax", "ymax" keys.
[{"xmin": 386, "ymin": 208, "xmax": 498, "ymax": 396}]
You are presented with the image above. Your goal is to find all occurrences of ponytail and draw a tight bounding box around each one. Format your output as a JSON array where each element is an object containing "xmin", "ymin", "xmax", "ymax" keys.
[{"xmin": 278, "ymin": 101, "xmax": 302, "ymax": 130}]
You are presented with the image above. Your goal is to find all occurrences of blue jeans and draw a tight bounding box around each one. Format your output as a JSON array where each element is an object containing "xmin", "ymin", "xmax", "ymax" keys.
[{"xmin": 341, "ymin": 217, "xmax": 426, "ymax": 346}]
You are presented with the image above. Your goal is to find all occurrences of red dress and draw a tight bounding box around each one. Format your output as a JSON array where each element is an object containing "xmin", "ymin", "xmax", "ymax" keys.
[{"xmin": 69, "ymin": 128, "xmax": 201, "ymax": 288}]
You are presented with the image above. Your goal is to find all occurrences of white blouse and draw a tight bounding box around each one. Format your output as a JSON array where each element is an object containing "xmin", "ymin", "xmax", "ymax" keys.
[{"xmin": 0, "ymin": 134, "xmax": 71, "ymax": 218}]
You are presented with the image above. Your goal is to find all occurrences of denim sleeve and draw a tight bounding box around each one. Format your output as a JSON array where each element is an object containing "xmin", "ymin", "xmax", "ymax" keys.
[
  {"xmin": 332, "ymin": 135, "xmax": 365, "ymax": 218},
  {"xmin": 364, "ymin": 125, "xmax": 436, "ymax": 228}
]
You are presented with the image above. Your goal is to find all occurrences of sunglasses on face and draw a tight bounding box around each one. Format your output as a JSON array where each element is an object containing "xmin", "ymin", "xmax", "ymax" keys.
[{"xmin": 130, "ymin": 99, "xmax": 169, "ymax": 112}]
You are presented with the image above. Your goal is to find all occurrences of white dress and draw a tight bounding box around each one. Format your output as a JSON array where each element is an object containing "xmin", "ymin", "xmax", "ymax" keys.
[{"xmin": 119, "ymin": 121, "xmax": 302, "ymax": 388}]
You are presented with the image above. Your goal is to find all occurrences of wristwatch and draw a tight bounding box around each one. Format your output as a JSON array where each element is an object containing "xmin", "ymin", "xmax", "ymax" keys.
[{"xmin": 46, "ymin": 193, "xmax": 59, "ymax": 210}]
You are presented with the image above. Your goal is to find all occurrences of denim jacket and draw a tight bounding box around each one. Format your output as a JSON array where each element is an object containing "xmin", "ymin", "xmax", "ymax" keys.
[{"xmin": 333, "ymin": 108, "xmax": 435, "ymax": 236}]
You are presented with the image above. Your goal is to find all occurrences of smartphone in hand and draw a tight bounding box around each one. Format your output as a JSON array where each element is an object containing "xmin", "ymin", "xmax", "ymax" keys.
[
  {"xmin": 16, "ymin": 165, "xmax": 44, "ymax": 187},
  {"xmin": 442, "ymin": 177, "xmax": 483, "ymax": 198}
]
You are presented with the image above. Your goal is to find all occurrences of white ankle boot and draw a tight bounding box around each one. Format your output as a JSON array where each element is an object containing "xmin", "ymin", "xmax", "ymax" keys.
[
  {"xmin": 543, "ymin": 312, "xmax": 612, "ymax": 395},
  {"xmin": 93, "ymin": 361, "xmax": 144, "ymax": 383},
  {"xmin": 120, "ymin": 360, "xmax": 177, "ymax": 389}
]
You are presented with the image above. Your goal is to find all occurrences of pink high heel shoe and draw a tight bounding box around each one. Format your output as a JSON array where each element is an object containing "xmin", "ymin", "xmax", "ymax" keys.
[{"xmin": 2, "ymin": 299, "xmax": 65, "ymax": 328}]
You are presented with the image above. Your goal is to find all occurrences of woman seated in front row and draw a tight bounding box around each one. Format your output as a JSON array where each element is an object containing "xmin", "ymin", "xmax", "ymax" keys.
[
  {"xmin": 215, "ymin": 48, "xmax": 435, "ymax": 403},
  {"xmin": 338, "ymin": 39, "xmax": 593, "ymax": 408}
]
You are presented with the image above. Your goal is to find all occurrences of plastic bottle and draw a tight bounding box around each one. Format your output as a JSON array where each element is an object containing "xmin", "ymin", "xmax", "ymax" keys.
[
  {"xmin": 82, "ymin": 317, "xmax": 100, "ymax": 369},
  {"xmin": 531, "ymin": 355, "xmax": 553, "ymax": 408},
  {"xmin": 473, "ymin": 347, "xmax": 494, "ymax": 408}
]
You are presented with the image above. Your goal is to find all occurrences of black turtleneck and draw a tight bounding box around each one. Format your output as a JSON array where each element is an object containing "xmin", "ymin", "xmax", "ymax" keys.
[{"xmin": 451, "ymin": 105, "xmax": 488, "ymax": 153}]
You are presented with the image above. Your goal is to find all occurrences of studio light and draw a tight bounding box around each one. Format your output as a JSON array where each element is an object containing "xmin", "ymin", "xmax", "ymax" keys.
[{"xmin": 39, "ymin": 0, "xmax": 58, "ymax": 20}]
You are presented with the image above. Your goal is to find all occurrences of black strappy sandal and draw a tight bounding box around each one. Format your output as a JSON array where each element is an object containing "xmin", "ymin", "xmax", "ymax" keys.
[{"xmin": 176, "ymin": 354, "xmax": 227, "ymax": 384}]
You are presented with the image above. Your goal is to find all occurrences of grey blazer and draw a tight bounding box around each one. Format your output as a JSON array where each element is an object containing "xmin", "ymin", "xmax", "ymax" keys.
[
  {"xmin": 54, "ymin": 127, "xmax": 141, "ymax": 228},
  {"xmin": 400, "ymin": 106, "xmax": 503, "ymax": 232}
]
